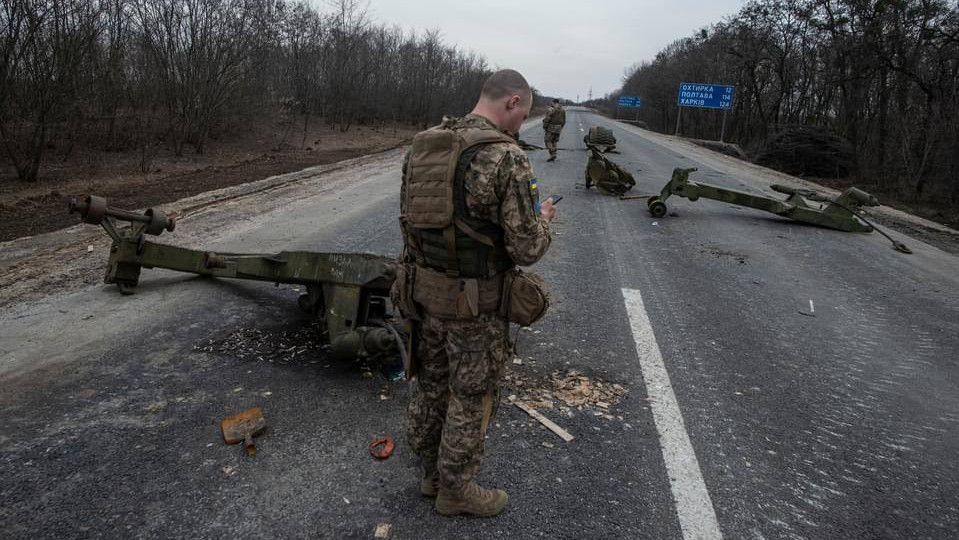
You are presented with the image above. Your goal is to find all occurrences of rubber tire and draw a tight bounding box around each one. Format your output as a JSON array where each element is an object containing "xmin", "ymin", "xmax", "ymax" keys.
[
  {"xmin": 586, "ymin": 126, "xmax": 616, "ymax": 146},
  {"xmin": 144, "ymin": 208, "xmax": 170, "ymax": 235},
  {"xmin": 648, "ymin": 199, "xmax": 667, "ymax": 218},
  {"xmin": 82, "ymin": 195, "xmax": 107, "ymax": 225}
]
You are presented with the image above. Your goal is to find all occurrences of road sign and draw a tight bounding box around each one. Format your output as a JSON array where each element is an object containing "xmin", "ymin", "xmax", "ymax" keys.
[
  {"xmin": 676, "ymin": 83, "xmax": 734, "ymax": 110},
  {"xmin": 617, "ymin": 95, "xmax": 642, "ymax": 108}
]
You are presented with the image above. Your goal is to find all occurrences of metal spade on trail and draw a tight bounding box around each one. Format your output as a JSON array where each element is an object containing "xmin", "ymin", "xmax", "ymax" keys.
[{"xmin": 221, "ymin": 408, "xmax": 267, "ymax": 457}]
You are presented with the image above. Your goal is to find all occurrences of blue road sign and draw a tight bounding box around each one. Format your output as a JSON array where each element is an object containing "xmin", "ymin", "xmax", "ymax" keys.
[
  {"xmin": 617, "ymin": 95, "xmax": 642, "ymax": 108},
  {"xmin": 676, "ymin": 83, "xmax": 734, "ymax": 110}
]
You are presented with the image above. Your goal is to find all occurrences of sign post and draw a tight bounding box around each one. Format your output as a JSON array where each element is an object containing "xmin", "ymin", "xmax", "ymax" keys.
[
  {"xmin": 617, "ymin": 95, "xmax": 641, "ymax": 123},
  {"xmin": 675, "ymin": 83, "xmax": 734, "ymax": 140}
]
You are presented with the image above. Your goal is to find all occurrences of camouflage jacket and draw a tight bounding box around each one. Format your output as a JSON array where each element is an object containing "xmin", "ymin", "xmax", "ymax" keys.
[
  {"xmin": 401, "ymin": 114, "xmax": 552, "ymax": 267},
  {"xmin": 543, "ymin": 105, "xmax": 566, "ymax": 133}
]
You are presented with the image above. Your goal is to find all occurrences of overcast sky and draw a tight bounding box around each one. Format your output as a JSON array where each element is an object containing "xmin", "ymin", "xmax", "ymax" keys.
[{"xmin": 365, "ymin": 0, "xmax": 746, "ymax": 100}]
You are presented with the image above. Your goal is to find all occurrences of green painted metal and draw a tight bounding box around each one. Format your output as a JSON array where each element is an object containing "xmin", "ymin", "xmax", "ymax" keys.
[
  {"xmin": 584, "ymin": 145, "xmax": 636, "ymax": 195},
  {"xmin": 69, "ymin": 195, "xmax": 401, "ymax": 361},
  {"xmin": 647, "ymin": 168, "xmax": 877, "ymax": 233}
]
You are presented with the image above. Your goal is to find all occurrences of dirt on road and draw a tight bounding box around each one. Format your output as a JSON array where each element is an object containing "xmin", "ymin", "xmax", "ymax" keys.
[{"xmin": 0, "ymin": 122, "xmax": 416, "ymax": 242}]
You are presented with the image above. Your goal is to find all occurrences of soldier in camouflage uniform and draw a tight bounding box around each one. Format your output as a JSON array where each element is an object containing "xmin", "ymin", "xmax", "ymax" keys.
[
  {"xmin": 396, "ymin": 69, "xmax": 555, "ymax": 517},
  {"xmin": 542, "ymin": 98, "xmax": 566, "ymax": 162}
]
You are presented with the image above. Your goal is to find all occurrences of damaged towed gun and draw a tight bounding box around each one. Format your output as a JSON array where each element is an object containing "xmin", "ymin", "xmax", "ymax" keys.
[
  {"xmin": 515, "ymin": 137, "xmax": 545, "ymax": 151},
  {"xmin": 509, "ymin": 129, "xmax": 545, "ymax": 151},
  {"xmin": 645, "ymin": 168, "xmax": 911, "ymax": 253},
  {"xmin": 584, "ymin": 144, "xmax": 635, "ymax": 196},
  {"xmin": 583, "ymin": 126, "xmax": 617, "ymax": 153},
  {"xmin": 68, "ymin": 195, "xmax": 408, "ymax": 361}
]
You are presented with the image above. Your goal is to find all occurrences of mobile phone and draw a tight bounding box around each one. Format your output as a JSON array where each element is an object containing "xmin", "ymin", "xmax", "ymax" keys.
[{"xmin": 549, "ymin": 195, "xmax": 563, "ymax": 204}]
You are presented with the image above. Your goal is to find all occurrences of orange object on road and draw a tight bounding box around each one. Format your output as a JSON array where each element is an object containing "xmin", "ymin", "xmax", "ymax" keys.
[
  {"xmin": 221, "ymin": 407, "xmax": 267, "ymax": 457},
  {"xmin": 369, "ymin": 436, "xmax": 395, "ymax": 460}
]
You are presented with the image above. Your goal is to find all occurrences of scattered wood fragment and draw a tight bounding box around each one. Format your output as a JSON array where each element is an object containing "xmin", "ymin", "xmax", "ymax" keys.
[
  {"xmin": 511, "ymin": 398, "xmax": 574, "ymax": 442},
  {"xmin": 374, "ymin": 523, "xmax": 392, "ymax": 539}
]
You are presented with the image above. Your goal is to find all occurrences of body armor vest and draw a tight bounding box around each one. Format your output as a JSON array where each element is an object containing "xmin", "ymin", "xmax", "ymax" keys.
[
  {"xmin": 545, "ymin": 106, "xmax": 566, "ymax": 133},
  {"xmin": 402, "ymin": 122, "xmax": 517, "ymax": 278}
]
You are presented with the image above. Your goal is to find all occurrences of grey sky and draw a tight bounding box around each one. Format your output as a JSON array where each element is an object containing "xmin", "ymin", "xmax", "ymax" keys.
[{"xmin": 366, "ymin": 0, "xmax": 746, "ymax": 101}]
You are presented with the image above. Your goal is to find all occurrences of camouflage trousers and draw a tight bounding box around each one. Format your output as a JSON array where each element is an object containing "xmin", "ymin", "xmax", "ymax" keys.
[
  {"xmin": 406, "ymin": 311, "xmax": 510, "ymax": 491},
  {"xmin": 544, "ymin": 131, "xmax": 560, "ymax": 157}
]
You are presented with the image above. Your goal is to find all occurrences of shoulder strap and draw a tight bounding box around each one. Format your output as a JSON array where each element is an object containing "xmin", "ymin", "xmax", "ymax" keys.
[{"xmin": 459, "ymin": 128, "xmax": 516, "ymax": 150}]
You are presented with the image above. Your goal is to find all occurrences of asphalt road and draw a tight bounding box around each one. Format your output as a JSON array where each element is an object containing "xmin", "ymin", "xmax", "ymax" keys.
[{"xmin": 2, "ymin": 109, "xmax": 957, "ymax": 540}]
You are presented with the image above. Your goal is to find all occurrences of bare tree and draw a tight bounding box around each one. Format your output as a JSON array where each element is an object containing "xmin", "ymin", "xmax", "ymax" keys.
[
  {"xmin": 0, "ymin": 0, "xmax": 102, "ymax": 181},
  {"xmin": 613, "ymin": 0, "xmax": 959, "ymax": 205},
  {"xmin": 2, "ymin": 0, "xmax": 492, "ymax": 182}
]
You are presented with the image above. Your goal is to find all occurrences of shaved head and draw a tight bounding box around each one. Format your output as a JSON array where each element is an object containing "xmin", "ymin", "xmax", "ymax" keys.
[
  {"xmin": 473, "ymin": 68, "xmax": 532, "ymax": 133},
  {"xmin": 480, "ymin": 69, "xmax": 531, "ymax": 103}
]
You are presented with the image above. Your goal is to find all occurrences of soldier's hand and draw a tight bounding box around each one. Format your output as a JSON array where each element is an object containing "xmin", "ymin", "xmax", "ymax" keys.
[{"xmin": 540, "ymin": 198, "xmax": 557, "ymax": 222}]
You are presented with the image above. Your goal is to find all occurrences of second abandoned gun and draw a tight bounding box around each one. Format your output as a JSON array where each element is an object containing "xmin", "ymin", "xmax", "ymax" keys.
[
  {"xmin": 644, "ymin": 168, "xmax": 910, "ymax": 252},
  {"xmin": 69, "ymin": 195, "xmax": 406, "ymax": 362},
  {"xmin": 584, "ymin": 144, "xmax": 635, "ymax": 195}
]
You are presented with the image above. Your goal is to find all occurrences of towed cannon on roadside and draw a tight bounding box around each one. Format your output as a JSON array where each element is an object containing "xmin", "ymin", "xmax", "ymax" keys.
[
  {"xmin": 640, "ymin": 168, "xmax": 911, "ymax": 253},
  {"xmin": 69, "ymin": 195, "xmax": 406, "ymax": 362}
]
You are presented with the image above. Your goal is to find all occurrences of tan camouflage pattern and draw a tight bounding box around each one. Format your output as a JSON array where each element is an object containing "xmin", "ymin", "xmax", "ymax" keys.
[
  {"xmin": 544, "ymin": 131, "xmax": 560, "ymax": 157},
  {"xmin": 543, "ymin": 104, "xmax": 565, "ymax": 135},
  {"xmin": 406, "ymin": 311, "xmax": 509, "ymax": 491},
  {"xmin": 401, "ymin": 114, "xmax": 552, "ymax": 266},
  {"xmin": 543, "ymin": 105, "xmax": 565, "ymax": 157},
  {"xmin": 401, "ymin": 113, "xmax": 552, "ymax": 492}
]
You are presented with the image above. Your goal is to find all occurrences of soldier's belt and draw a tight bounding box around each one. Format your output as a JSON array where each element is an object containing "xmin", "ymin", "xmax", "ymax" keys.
[{"xmin": 412, "ymin": 266, "xmax": 504, "ymax": 320}]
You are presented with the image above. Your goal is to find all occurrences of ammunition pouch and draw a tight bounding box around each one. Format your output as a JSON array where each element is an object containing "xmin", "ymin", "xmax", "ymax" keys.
[
  {"xmin": 499, "ymin": 268, "xmax": 550, "ymax": 327},
  {"xmin": 411, "ymin": 266, "xmax": 505, "ymax": 321}
]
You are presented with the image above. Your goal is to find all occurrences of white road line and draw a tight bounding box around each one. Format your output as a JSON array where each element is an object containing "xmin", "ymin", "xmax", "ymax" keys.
[{"xmin": 622, "ymin": 288, "xmax": 724, "ymax": 540}]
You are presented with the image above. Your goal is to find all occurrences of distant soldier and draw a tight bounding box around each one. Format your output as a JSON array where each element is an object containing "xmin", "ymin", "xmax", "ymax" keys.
[
  {"xmin": 393, "ymin": 69, "xmax": 555, "ymax": 517},
  {"xmin": 542, "ymin": 98, "xmax": 566, "ymax": 161}
]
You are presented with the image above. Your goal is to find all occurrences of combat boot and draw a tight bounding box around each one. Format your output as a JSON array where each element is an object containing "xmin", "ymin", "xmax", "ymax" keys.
[
  {"xmin": 547, "ymin": 155, "xmax": 557, "ymax": 162},
  {"xmin": 420, "ymin": 464, "xmax": 439, "ymax": 498},
  {"xmin": 435, "ymin": 481, "xmax": 508, "ymax": 517}
]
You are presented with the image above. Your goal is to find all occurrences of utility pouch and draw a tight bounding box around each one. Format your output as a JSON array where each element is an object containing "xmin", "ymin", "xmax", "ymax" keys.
[
  {"xmin": 413, "ymin": 266, "xmax": 503, "ymax": 320},
  {"xmin": 403, "ymin": 319, "xmax": 418, "ymax": 381},
  {"xmin": 500, "ymin": 268, "xmax": 550, "ymax": 326},
  {"xmin": 390, "ymin": 262, "xmax": 421, "ymax": 321},
  {"xmin": 455, "ymin": 279, "xmax": 480, "ymax": 319}
]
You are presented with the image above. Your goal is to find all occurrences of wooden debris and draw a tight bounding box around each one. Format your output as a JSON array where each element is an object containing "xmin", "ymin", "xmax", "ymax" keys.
[
  {"xmin": 504, "ymin": 369, "xmax": 628, "ymax": 411},
  {"xmin": 511, "ymin": 398, "xmax": 574, "ymax": 442},
  {"xmin": 374, "ymin": 523, "xmax": 392, "ymax": 538}
]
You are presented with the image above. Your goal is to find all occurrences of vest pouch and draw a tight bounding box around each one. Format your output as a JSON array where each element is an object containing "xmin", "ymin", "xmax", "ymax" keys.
[
  {"xmin": 456, "ymin": 278, "xmax": 480, "ymax": 319},
  {"xmin": 390, "ymin": 262, "xmax": 421, "ymax": 321},
  {"xmin": 413, "ymin": 266, "xmax": 504, "ymax": 320},
  {"xmin": 500, "ymin": 269, "xmax": 550, "ymax": 326}
]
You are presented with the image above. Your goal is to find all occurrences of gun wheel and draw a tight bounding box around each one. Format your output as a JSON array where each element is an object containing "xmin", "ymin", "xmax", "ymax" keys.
[
  {"xmin": 144, "ymin": 208, "xmax": 172, "ymax": 236},
  {"xmin": 81, "ymin": 195, "xmax": 107, "ymax": 225},
  {"xmin": 648, "ymin": 199, "xmax": 668, "ymax": 218}
]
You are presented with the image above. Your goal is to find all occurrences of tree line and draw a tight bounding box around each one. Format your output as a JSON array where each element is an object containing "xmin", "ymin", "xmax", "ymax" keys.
[
  {"xmin": 0, "ymin": 0, "xmax": 493, "ymax": 182},
  {"xmin": 596, "ymin": 0, "xmax": 959, "ymax": 204}
]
